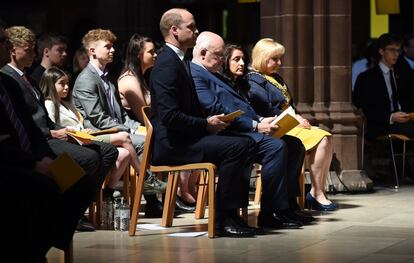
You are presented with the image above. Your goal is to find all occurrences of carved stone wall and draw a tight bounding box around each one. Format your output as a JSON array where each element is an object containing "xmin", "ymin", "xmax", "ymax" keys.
[{"xmin": 260, "ymin": 0, "xmax": 363, "ymax": 172}]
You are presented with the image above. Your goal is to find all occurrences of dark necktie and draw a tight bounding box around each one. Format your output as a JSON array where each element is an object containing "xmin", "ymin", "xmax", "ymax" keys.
[
  {"xmin": 101, "ymin": 75, "xmax": 117, "ymax": 121},
  {"xmin": 389, "ymin": 69, "xmax": 399, "ymax": 112},
  {"xmin": 0, "ymin": 87, "xmax": 32, "ymax": 153},
  {"xmin": 182, "ymin": 58, "xmax": 190, "ymax": 76},
  {"xmin": 22, "ymin": 73, "xmax": 40, "ymax": 100}
]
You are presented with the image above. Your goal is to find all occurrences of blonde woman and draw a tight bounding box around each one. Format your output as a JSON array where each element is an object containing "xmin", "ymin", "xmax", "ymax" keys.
[{"xmin": 245, "ymin": 38, "xmax": 337, "ymax": 211}]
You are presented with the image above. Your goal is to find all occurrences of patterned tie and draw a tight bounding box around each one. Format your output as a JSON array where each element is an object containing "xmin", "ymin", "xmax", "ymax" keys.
[
  {"xmin": 389, "ymin": 69, "xmax": 399, "ymax": 112},
  {"xmin": 0, "ymin": 87, "xmax": 32, "ymax": 153}
]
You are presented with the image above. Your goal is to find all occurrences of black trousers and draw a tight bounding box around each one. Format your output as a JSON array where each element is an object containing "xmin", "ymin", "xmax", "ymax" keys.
[
  {"xmin": 154, "ymin": 135, "xmax": 255, "ymax": 211},
  {"xmin": 1, "ymin": 165, "xmax": 96, "ymax": 261},
  {"xmin": 252, "ymin": 134, "xmax": 305, "ymax": 212},
  {"xmin": 47, "ymin": 139, "xmax": 118, "ymax": 193}
]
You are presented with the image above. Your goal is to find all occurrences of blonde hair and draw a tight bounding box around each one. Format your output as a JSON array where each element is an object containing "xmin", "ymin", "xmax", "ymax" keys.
[
  {"xmin": 5, "ymin": 26, "xmax": 35, "ymax": 47},
  {"xmin": 82, "ymin": 29, "xmax": 117, "ymax": 50},
  {"xmin": 251, "ymin": 38, "xmax": 285, "ymax": 73}
]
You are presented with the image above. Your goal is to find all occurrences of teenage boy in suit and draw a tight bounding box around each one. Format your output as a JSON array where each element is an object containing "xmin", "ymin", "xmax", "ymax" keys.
[
  {"xmin": 0, "ymin": 19, "xmax": 97, "ymax": 262},
  {"xmin": 354, "ymin": 33, "xmax": 414, "ymax": 140},
  {"xmin": 72, "ymin": 28, "xmax": 167, "ymax": 216}
]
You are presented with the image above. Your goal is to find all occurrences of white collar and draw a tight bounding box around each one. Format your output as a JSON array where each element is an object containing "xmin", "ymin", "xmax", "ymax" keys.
[
  {"xmin": 7, "ymin": 63, "xmax": 24, "ymax": 76},
  {"xmin": 379, "ymin": 62, "xmax": 392, "ymax": 74},
  {"xmin": 191, "ymin": 58, "xmax": 206, "ymax": 70},
  {"xmin": 89, "ymin": 62, "xmax": 108, "ymax": 78},
  {"xmin": 166, "ymin": 43, "xmax": 185, "ymax": 61}
]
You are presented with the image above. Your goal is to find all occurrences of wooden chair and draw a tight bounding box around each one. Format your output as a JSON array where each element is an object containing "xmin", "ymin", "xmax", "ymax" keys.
[
  {"xmin": 128, "ymin": 106, "xmax": 218, "ymax": 238},
  {"xmin": 253, "ymin": 164, "xmax": 306, "ymax": 209}
]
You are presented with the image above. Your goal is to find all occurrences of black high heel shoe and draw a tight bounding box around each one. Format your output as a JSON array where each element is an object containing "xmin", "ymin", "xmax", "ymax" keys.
[{"xmin": 306, "ymin": 193, "xmax": 338, "ymax": 211}]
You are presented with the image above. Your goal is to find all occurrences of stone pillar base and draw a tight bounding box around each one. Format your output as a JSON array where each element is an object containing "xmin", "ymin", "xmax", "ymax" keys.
[{"xmin": 305, "ymin": 170, "xmax": 373, "ymax": 192}]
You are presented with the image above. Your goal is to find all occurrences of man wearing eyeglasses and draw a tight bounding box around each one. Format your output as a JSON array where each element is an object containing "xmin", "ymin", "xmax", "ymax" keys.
[{"xmin": 353, "ymin": 33, "xmax": 414, "ymax": 140}]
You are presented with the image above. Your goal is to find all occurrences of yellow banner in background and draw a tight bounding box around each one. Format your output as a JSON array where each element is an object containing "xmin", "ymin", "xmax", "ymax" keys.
[
  {"xmin": 376, "ymin": 0, "xmax": 400, "ymax": 14},
  {"xmin": 371, "ymin": 0, "xmax": 389, "ymax": 39}
]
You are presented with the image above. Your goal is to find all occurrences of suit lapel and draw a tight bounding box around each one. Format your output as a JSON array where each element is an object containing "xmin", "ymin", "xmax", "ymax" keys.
[{"xmin": 2, "ymin": 65, "xmax": 41, "ymax": 104}]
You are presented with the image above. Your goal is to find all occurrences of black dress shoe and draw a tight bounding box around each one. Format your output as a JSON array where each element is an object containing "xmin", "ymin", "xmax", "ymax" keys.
[
  {"xmin": 176, "ymin": 196, "xmax": 196, "ymax": 207},
  {"xmin": 144, "ymin": 200, "xmax": 182, "ymax": 218},
  {"xmin": 144, "ymin": 197, "xmax": 164, "ymax": 218},
  {"xmin": 76, "ymin": 216, "xmax": 96, "ymax": 232},
  {"xmin": 175, "ymin": 197, "xmax": 196, "ymax": 213},
  {"xmin": 257, "ymin": 211, "xmax": 283, "ymax": 229},
  {"xmin": 276, "ymin": 210, "xmax": 303, "ymax": 228},
  {"xmin": 232, "ymin": 214, "xmax": 266, "ymax": 235},
  {"xmin": 217, "ymin": 217, "xmax": 255, "ymax": 238},
  {"xmin": 294, "ymin": 210, "xmax": 316, "ymax": 223}
]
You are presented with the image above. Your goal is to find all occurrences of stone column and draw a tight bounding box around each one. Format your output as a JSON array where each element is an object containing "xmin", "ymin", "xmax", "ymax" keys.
[{"xmin": 260, "ymin": 0, "xmax": 371, "ymax": 191}]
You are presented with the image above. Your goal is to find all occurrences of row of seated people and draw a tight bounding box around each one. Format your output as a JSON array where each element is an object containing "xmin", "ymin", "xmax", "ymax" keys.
[
  {"xmin": 28, "ymin": 27, "xmax": 197, "ymax": 216},
  {"xmin": 0, "ymin": 9, "xmax": 339, "ymax": 261},
  {"xmin": 0, "ymin": 20, "xmax": 117, "ymax": 262}
]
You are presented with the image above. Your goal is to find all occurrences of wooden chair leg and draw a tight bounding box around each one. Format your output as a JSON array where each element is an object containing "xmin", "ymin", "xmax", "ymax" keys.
[
  {"xmin": 195, "ymin": 170, "xmax": 208, "ymax": 219},
  {"xmin": 64, "ymin": 240, "xmax": 73, "ymax": 263},
  {"xmin": 254, "ymin": 174, "xmax": 262, "ymax": 205},
  {"xmin": 208, "ymin": 167, "xmax": 216, "ymax": 238},
  {"xmin": 123, "ymin": 166, "xmax": 130, "ymax": 202},
  {"xmin": 162, "ymin": 171, "xmax": 179, "ymax": 227},
  {"xmin": 128, "ymin": 166, "xmax": 146, "ymax": 236},
  {"xmin": 298, "ymin": 164, "xmax": 306, "ymax": 209},
  {"xmin": 88, "ymin": 202, "xmax": 96, "ymax": 225},
  {"xmin": 129, "ymin": 166, "xmax": 136, "ymax": 207},
  {"xmin": 96, "ymin": 190, "xmax": 104, "ymax": 228},
  {"xmin": 240, "ymin": 207, "xmax": 248, "ymax": 222}
]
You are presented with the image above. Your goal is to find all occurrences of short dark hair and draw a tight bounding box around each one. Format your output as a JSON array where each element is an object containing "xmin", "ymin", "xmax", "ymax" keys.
[
  {"xmin": 37, "ymin": 33, "xmax": 68, "ymax": 58},
  {"xmin": 377, "ymin": 33, "xmax": 402, "ymax": 50}
]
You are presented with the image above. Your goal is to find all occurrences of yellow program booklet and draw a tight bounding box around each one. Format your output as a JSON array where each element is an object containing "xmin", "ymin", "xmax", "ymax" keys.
[
  {"xmin": 271, "ymin": 106, "xmax": 300, "ymax": 138},
  {"xmin": 217, "ymin": 110, "xmax": 245, "ymax": 122},
  {"xmin": 66, "ymin": 130, "xmax": 96, "ymax": 145},
  {"xmin": 49, "ymin": 153, "xmax": 86, "ymax": 192}
]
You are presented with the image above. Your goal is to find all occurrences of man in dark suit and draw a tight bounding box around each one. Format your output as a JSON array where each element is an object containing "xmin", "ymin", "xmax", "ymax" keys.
[
  {"xmin": 0, "ymin": 20, "xmax": 96, "ymax": 262},
  {"xmin": 354, "ymin": 33, "xmax": 414, "ymax": 140},
  {"xmin": 150, "ymin": 8, "xmax": 258, "ymax": 237},
  {"xmin": 0, "ymin": 25, "xmax": 119, "ymax": 231},
  {"xmin": 191, "ymin": 31, "xmax": 310, "ymax": 228}
]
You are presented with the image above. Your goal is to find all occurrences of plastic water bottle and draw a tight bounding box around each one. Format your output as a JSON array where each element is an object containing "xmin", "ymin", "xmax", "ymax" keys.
[
  {"xmin": 103, "ymin": 198, "xmax": 114, "ymax": 230},
  {"xmin": 114, "ymin": 198, "xmax": 121, "ymax": 231},
  {"xmin": 119, "ymin": 197, "xmax": 130, "ymax": 231}
]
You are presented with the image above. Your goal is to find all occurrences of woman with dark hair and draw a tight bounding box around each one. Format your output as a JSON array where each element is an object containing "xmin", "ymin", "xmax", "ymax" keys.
[
  {"xmin": 118, "ymin": 34, "xmax": 197, "ymax": 210},
  {"xmin": 221, "ymin": 43, "xmax": 251, "ymax": 99},
  {"xmin": 118, "ymin": 34, "xmax": 156, "ymax": 123}
]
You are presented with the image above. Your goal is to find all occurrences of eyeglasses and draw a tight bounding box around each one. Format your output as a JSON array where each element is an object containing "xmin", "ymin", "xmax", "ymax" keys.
[
  {"xmin": 385, "ymin": 47, "xmax": 402, "ymax": 54},
  {"xmin": 206, "ymin": 49, "xmax": 224, "ymax": 60}
]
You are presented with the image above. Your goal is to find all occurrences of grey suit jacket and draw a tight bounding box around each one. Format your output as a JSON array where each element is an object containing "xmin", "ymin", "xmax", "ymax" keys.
[
  {"xmin": 73, "ymin": 63, "xmax": 140, "ymax": 132},
  {"xmin": 0, "ymin": 64, "xmax": 61, "ymax": 137}
]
